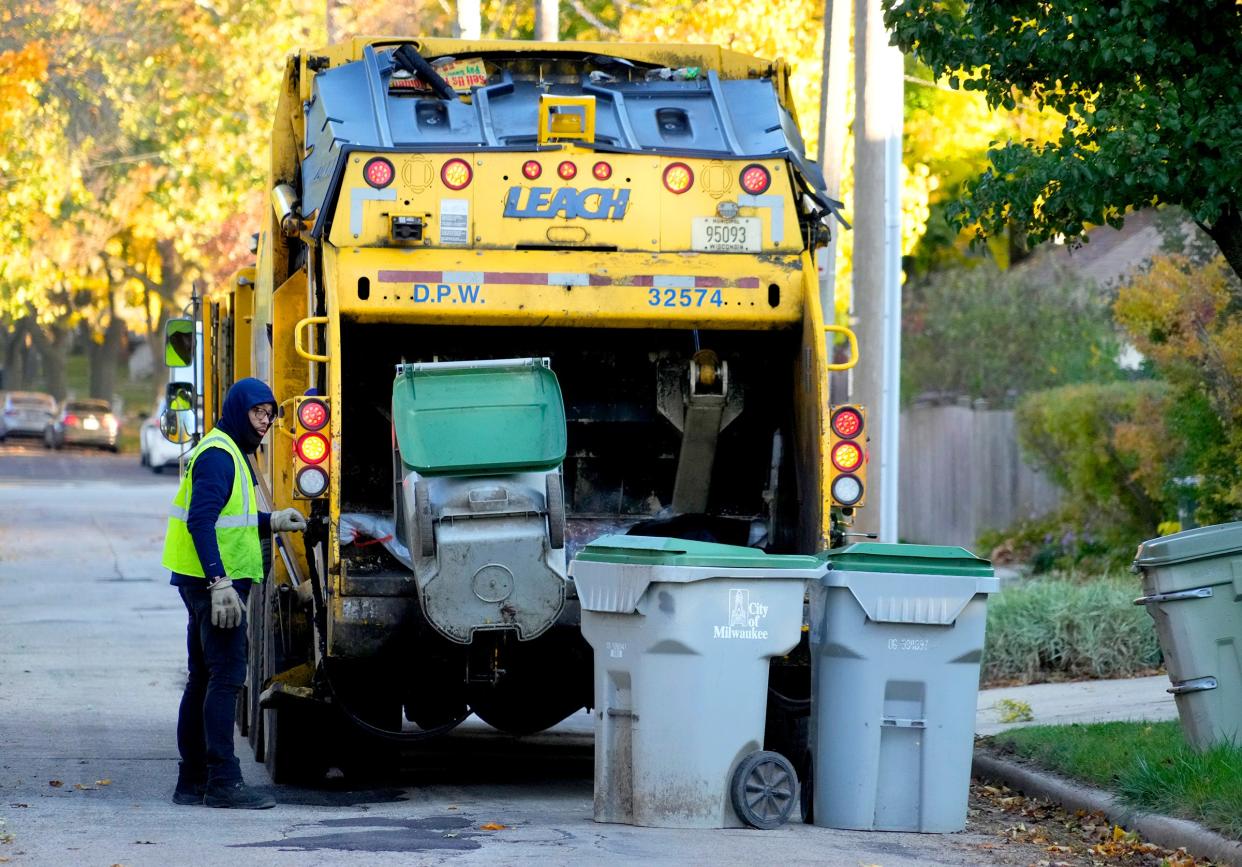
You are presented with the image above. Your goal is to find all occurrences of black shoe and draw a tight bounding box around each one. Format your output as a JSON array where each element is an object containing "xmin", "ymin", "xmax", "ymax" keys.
[
  {"xmin": 204, "ymin": 780, "xmax": 276, "ymax": 810},
  {"xmin": 172, "ymin": 782, "xmax": 205, "ymax": 806}
]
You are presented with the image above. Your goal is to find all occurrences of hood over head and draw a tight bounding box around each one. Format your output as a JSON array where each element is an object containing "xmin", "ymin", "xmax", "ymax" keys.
[{"xmin": 217, "ymin": 377, "xmax": 276, "ymax": 453}]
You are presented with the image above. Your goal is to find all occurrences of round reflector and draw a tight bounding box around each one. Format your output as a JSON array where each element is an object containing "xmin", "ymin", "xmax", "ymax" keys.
[
  {"xmin": 557, "ymin": 161, "xmax": 577, "ymax": 180},
  {"xmin": 831, "ymin": 407, "xmax": 863, "ymax": 438},
  {"xmin": 663, "ymin": 162, "xmax": 694, "ymax": 194},
  {"xmin": 592, "ymin": 161, "xmax": 612, "ymax": 181},
  {"xmin": 297, "ymin": 399, "xmax": 329, "ymax": 432},
  {"xmin": 296, "ymin": 432, "xmax": 329, "ymax": 465},
  {"xmin": 296, "ymin": 466, "xmax": 329, "ymax": 498},
  {"xmin": 740, "ymin": 163, "xmax": 772, "ymax": 195},
  {"xmin": 441, "ymin": 158, "xmax": 473, "ymax": 190},
  {"xmin": 363, "ymin": 157, "xmax": 395, "ymax": 189},
  {"xmin": 831, "ymin": 474, "xmax": 863, "ymax": 506},
  {"xmin": 522, "ymin": 160, "xmax": 542, "ymax": 180},
  {"xmin": 831, "ymin": 441, "xmax": 864, "ymax": 473}
]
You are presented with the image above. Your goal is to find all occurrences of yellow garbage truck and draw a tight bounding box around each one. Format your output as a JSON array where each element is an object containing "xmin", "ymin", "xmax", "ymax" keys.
[{"xmin": 172, "ymin": 37, "xmax": 866, "ymax": 782}]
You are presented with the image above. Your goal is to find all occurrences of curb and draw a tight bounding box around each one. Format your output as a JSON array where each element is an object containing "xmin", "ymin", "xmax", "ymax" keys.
[{"xmin": 973, "ymin": 751, "xmax": 1242, "ymax": 867}]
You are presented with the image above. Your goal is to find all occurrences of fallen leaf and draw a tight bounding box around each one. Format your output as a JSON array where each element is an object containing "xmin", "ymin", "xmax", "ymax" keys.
[
  {"xmin": 479, "ymin": 823, "xmax": 506, "ymax": 831},
  {"xmin": 96, "ymin": 780, "xmax": 111, "ymax": 786},
  {"xmin": 48, "ymin": 780, "xmax": 63, "ymax": 788}
]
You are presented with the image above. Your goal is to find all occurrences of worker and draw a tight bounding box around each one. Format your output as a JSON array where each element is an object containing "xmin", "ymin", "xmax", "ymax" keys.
[{"xmin": 161, "ymin": 377, "xmax": 307, "ymax": 809}]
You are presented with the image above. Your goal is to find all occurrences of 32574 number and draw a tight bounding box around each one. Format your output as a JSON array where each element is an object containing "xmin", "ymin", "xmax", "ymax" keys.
[{"xmin": 647, "ymin": 287, "xmax": 724, "ymax": 308}]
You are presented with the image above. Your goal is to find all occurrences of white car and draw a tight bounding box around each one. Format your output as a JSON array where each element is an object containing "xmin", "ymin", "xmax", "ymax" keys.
[
  {"xmin": 0, "ymin": 391, "xmax": 57, "ymax": 441},
  {"xmin": 139, "ymin": 399, "xmax": 198, "ymax": 474}
]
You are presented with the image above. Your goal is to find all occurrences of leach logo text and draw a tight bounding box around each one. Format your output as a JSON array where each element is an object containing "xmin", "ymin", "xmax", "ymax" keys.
[{"xmin": 503, "ymin": 186, "xmax": 630, "ymax": 220}]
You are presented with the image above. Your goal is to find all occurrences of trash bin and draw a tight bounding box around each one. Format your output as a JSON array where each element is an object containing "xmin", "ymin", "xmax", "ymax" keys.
[
  {"xmin": 808, "ymin": 543, "xmax": 998, "ymax": 833},
  {"xmin": 570, "ymin": 535, "xmax": 826, "ymax": 829},
  {"xmin": 1133, "ymin": 521, "xmax": 1242, "ymax": 750}
]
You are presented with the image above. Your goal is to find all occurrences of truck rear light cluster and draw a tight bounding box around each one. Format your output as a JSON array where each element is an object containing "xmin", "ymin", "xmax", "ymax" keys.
[
  {"xmin": 829, "ymin": 405, "xmax": 867, "ymax": 508},
  {"xmin": 293, "ymin": 397, "xmax": 331, "ymax": 499}
]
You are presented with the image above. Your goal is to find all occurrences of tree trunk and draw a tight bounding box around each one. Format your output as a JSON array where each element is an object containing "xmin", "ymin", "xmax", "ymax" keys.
[
  {"xmin": 89, "ymin": 289, "xmax": 127, "ymax": 403},
  {"xmin": 6, "ymin": 317, "xmax": 36, "ymax": 389},
  {"xmin": 1205, "ymin": 207, "xmax": 1242, "ymax": 290},
  {"xmin": 25, "ymin": 316, "xmax": 71, "ymax": 401}
]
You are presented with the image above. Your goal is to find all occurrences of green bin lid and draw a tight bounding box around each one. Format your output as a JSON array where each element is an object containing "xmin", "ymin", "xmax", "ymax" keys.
[
  {"xmin": 575, "ymin": 534, "xmax": 823, "ymax": 570},
  {"xmin": 392, "ymin": 360, "xmax": 566, "ymax": 476},
  {"xmin": 1134, "ymin": 521, "xmax": 1242, "ymax": 568},
  {"xmin": 825, "ymin": 542, "xmax": 994, "ymax": 576}
]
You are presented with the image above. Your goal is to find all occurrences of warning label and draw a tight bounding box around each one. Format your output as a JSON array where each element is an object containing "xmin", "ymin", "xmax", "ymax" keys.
[
  {"xmin": 713, "ymin": 588, "xmax": 770, "ymax": 640},
  {"xmin": 439, "ymin": 199, "xmax": 469, "ymax": 245}
]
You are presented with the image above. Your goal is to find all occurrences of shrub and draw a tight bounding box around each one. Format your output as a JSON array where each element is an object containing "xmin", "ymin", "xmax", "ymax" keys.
[
  {"xmin": 982, "ymin": 574, "xmax": 1162, "ymax": 683},
  {"xmin": 903, "ymin": 263, "xmax": 1121, "ymax": 405}
]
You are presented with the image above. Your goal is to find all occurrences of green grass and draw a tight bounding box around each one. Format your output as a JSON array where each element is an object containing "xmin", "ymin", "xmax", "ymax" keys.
[
  {"xmin": 992, "ymin": 721, "xmax": 1242, "ymax": 838},
  {"xmin": 983, "ymin": 573, "xmax": 1162, "ymax": 682}
]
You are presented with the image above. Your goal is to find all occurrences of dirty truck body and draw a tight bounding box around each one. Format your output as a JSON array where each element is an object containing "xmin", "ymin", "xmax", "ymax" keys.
[{"xmin": 202, "ymin": 37, "xmax": 857, "ymax": 781}]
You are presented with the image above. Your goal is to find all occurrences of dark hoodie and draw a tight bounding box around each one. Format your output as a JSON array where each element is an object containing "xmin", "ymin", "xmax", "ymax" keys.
[{"xmin": 169, "ymin": 378, "xmax": 275, "ymax": 588}]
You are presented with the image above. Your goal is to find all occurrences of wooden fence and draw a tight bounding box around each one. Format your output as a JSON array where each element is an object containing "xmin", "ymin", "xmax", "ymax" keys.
[{"xmin": 898, "ymin": 402, "xmax": 1062, "ymax": 551}]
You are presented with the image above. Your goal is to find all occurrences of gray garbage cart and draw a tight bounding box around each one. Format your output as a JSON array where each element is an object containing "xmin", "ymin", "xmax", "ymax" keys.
[
  {"xmin": 1134, "ymin": 521, "xmax": 1242, "ymax": 750},
  {"xmin": 570, "ymin": 535, "xmax": 826, "ymax": 829},
  {"xmin": 808, "ymin": 543, "xmax": 997, "ymax": 833}
]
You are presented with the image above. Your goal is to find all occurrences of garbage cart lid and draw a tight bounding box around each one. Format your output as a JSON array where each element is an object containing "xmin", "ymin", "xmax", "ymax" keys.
[
  {"xmin": 825, "ymin": 542, "xmax": 994, "ymax": 577},
  {"xmin": 392, "ymin": 358, "xmax": 566, "ymax": 476},
  {"xmin": 1134, "ymin": 521, "xmax": 1242, "ymax": 568},
  {"xmin": 575, "ymin": 534, "xmax": 823, "ymax": 570}
]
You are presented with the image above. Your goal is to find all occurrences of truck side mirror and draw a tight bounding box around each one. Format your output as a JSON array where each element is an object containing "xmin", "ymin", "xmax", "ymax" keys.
[
  {"xmin": 165, "ymin": 318, "xmax": 195, "ymax": 368},
  {"xmin": 160, "ymin": 382, "xmax": 196, "ymax": 444}
]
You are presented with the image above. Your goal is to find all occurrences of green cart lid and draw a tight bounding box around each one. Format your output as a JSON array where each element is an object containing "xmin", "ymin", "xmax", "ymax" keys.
[
  {"xmin": 575, "ymin": 534, "xmax": 823, "ymax": 570},
  {"xmin": 392, "ymin": 359, "xmax": 567, "ymax": 476},
  {"xmin": 1134, "ymin": 521, "xmax": 1242, "ymax": 568},
  {"xmin": 825, "ymin": 542, "xmax": 994, "ymax": 577}
]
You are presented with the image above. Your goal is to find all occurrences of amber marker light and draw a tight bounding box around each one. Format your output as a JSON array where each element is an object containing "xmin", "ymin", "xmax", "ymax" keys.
[
  {"xmin": 663, "ymin": 162, "xmax": 694, "ymax": 194},
  {"xmin": 441, "ymin": 158, "xmax": 473, "ymax": 190},
  {"xmin": 296, "ymin": 432, "xmax": 329, "ymax": 464}
]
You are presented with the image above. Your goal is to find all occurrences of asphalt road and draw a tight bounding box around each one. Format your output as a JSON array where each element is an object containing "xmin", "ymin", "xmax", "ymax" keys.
[{"xmin": 0, "ymin": 450, "xmax": 1078, "ymax": 866}]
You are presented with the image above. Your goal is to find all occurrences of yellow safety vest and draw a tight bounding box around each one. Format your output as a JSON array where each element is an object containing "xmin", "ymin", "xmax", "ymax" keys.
[{"xmin": 161, "ymin": 427, "xmax": 264, "ymax": 582}]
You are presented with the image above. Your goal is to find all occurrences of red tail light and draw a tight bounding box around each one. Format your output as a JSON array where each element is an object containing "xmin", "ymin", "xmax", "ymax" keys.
[
  {"xmin": 297, "ymin": 398, "xmax": 329, "ymax": 432},
  {"xmin": 831, "ymin": 407, "xmax": 863, "ymax": 438},
  {"xmin": 592, "ymin": 161, "xmax": 612, "ymax": 180},
  {"xmin": 740, "ymin": 164, "xmax": 772, "ymax": 194},
  {"xmin": 364, "ymin": 157, "xmax": 395, "ymax": 188},
  {"xmin": 63, "ymin": 414, "xmax": 79, "ymax": 426},
  {"xmin": 522, "ymin": 160, "xmax": 542, "ymax": 180},
  {"xmin": 557, "ymin": 161, "xmax": 577, "ymax": 180}
]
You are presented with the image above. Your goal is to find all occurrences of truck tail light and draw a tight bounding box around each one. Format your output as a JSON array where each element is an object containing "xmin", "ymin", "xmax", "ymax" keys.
[
  {"xmin": 292, "ymin": 397, "xmax": 331, "ymax": 499},
  {"xmin": 828, "ymin": 405, "xmax": 867, "ymax": 508},
  {"xmin": 364, "ymin": 157, "xmax": 395, "ymax": 188},
  {"xmin": 441, "ymin": 158, "xmax": 473, "ymax": 190},
  {"xmin": 740, "ymin": 164, "xmax": 771, "ymax": 194},
  {"xmin": 663, "ymin": 162, "xmax": 694, "ymax": 194}
]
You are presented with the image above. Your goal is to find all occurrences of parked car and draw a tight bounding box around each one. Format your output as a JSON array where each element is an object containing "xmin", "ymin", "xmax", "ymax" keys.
[
  {"xmin": 44, "ymin": 398, "xmax": 120, "ymax": 452},
  {"xmin": 139, "ymin": 398, "xmax": 197, "ymax": 473},
  {"xmin": 0, "ymin": 391, "xmax": 57, "ymax": 442}
]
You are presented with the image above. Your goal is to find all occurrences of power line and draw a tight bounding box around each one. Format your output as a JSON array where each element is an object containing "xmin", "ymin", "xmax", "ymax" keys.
[{"xmin": 0, "ymin": 149, "xmax": 169, "ymax": 187}]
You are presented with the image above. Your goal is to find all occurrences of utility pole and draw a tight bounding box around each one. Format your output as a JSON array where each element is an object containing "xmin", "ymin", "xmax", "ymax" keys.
[
  {"xmin": 852, "ymin": 0, "xmax": 904, "ymax": 541},
  {"xmin": 816, "ymin": 0, "xmax": 851, "ymax": 321},
  {"xmin": 535, "ymin": 0, "xmax": 559, "ymax": 41},
  {"xmin": 458, "ymin": 0, "xmax": 481, "ymax": 39}
]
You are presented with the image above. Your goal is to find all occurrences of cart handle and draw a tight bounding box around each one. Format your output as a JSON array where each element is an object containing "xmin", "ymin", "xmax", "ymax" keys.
[{"xmin": 1133, "ymin": 586, "xmax": 1213, "ymax": 605}]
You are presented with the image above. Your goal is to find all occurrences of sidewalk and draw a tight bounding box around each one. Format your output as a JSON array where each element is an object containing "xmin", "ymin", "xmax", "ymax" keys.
[{"xmin": 976, "ymin": 674, "xmax": 1176, "ymax": 735}]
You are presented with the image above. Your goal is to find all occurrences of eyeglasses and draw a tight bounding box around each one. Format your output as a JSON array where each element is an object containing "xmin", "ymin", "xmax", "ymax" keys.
[{"xmin": 250, "ymin": 407, "xmax": 276, "ymax": 423}]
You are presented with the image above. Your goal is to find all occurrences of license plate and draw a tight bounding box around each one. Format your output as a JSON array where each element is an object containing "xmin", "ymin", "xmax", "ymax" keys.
[
  {"xmin": 692, "ymin": 217, "xmax": 760, "ymax": 253},
  {"xmin": 83, "ymin": 417, "xmax": 99, "ymax": 430}
]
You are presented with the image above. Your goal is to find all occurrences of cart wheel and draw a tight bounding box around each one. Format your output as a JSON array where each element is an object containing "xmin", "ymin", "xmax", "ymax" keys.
[
  {"xmin": 545, "ymin": 472, "xmax": 565, "ymax": 550},
  {"xmin": 731, "ymin": 750, "xmax": 797, "ymax": 830}
]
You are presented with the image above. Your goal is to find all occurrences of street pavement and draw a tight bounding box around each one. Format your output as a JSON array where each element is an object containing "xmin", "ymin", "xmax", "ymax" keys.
[{"xmin": 0, "ymin": 449, "xmax": 1182, "ymax": 866}]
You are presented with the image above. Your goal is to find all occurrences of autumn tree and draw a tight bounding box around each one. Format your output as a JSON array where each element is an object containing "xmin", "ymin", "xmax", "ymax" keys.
[{"xmin": 883, "ymin": 0, "xmax": 1242, "ymax": 280}]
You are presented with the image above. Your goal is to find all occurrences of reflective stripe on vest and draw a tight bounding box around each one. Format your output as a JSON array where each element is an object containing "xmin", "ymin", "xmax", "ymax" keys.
[{"xmin": 160, "ymin": 428, "xmax": 264, "ymax": 581}]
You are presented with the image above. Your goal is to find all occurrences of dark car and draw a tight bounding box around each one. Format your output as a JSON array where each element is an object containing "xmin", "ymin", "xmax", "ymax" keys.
[
  {"xmin": 0, "ymin": 391, "xmax": 58, "ymax": 441},
  {"xmin": 44, "ymin": 398, "xmax": 120, "ymax": 452}
]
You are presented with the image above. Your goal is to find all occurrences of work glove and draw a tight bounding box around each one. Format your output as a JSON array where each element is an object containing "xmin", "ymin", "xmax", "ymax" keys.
[
  {"xmin": 271, "ymin": 508, "xmax": 308, "ymax": 533},
  {"xmin": 207, "ymin": 577, "xmax": 243, "ymax": 629}
]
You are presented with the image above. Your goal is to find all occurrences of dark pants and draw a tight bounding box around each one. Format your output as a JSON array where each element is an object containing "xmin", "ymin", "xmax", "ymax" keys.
[{"xmin": 176, "ymin": 582, "xmax": 251, "ymax": 787}]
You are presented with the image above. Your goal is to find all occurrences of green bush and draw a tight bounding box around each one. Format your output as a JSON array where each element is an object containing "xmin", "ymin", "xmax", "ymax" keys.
[
  {"xmin": 982, "ymin": 574, "xmax": 1162, "ymax": 683},
  {"xmin": 1016, "ymin": 380, "xmax": 1173, "ymax": 538},
  {"xmin": 902, "ymin": 263, "xmax": 1121, "ymax": 405}
]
